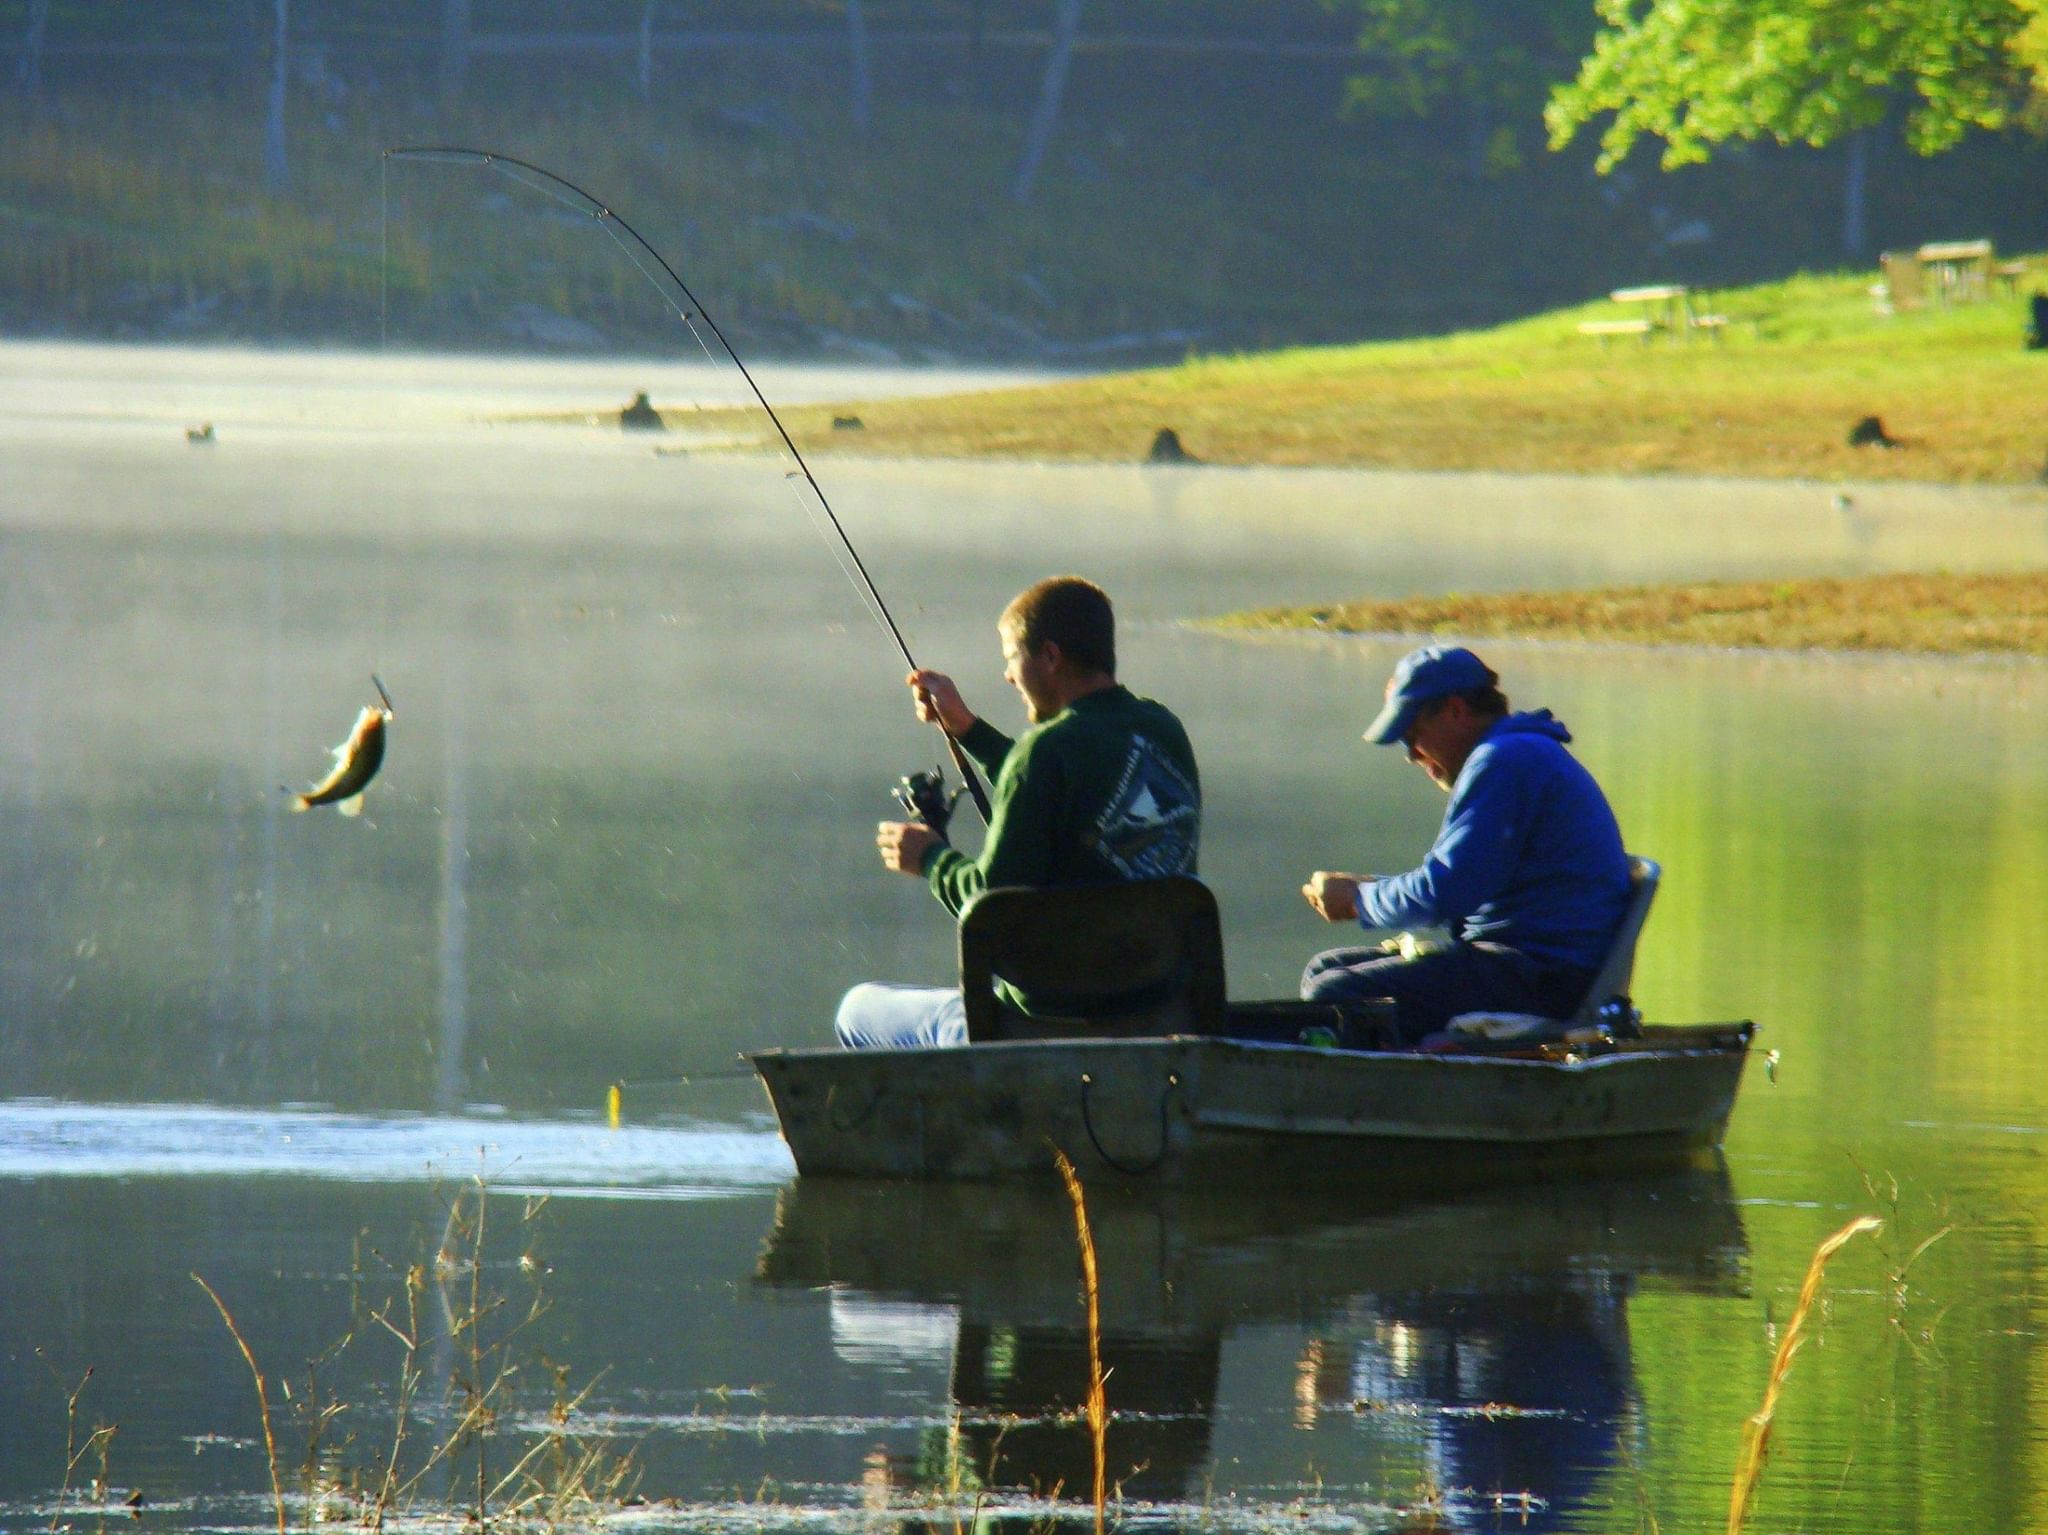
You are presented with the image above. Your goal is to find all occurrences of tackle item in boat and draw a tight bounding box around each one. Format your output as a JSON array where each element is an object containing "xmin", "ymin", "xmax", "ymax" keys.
[
  {"xmin": 893, "ymin": 766, "xmax": 964, "ymax": 837},
  {"xmin": 287, "ymin": 675, "xmax": 394, "ymax": 817}
]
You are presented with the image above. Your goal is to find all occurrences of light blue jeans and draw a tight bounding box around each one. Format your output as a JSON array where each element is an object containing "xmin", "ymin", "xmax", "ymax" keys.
[{"xmin": 834, "ymin": 983, "xmax": 970, "ymax": 1050}]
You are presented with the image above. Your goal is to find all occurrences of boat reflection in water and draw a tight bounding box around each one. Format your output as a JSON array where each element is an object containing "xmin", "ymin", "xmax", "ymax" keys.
[{"xmin": 757, "ymin": 1163, "xmax": 1748, "ymax": 1533}]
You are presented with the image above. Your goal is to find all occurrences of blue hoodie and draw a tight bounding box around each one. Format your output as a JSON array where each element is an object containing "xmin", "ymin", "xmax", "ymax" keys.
[{"xmin": 1356, "ymin": 711, "xmax": 1631, "ymax": 969}]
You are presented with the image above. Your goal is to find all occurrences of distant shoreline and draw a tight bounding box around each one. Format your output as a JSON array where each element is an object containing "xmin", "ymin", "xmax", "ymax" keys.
[{"xmin": 1205, "ymin": 572, "xmax": 2048, "ymax": 658}]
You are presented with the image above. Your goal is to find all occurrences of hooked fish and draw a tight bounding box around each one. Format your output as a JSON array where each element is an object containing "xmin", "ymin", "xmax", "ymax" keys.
[{"xmin": 288, "ymin": 676, "xmax": 394, "ymax": 817}]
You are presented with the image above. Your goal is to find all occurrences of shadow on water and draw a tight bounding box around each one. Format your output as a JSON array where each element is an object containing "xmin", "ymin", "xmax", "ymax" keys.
[{"xmin": 756, "ymin": 1163, "xmax": 1748, "ymax": 1533}]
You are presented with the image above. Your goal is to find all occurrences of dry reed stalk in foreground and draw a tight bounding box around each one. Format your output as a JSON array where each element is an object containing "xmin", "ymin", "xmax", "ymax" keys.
[
  {"xmin": 192, "ymin": 1274, "xmax": 288, "ymax": 1535},
  {"xmin": 36, "ymin": 1354, "xmax": 117, "ymax": 1535},
  {"xmin": 1052, "ymin": 1149, "xmax": 1108, "ymax": 1535},
  {"xmin": 1726, "ymin": 1214, "xmax": 1884, "ymax": 1535}
]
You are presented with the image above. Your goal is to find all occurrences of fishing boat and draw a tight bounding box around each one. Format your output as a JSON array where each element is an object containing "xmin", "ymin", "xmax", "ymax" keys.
[{"xmin": 750, "ymin": 866, "xmax": 1756, "ymax": 1186}]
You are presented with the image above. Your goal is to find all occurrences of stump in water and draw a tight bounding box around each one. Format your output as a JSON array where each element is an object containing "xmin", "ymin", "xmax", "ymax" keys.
[
  {"xmin": 1147, "ymin": 427, "xmax": 1197, "ymax": 464},
  {"xmin": 620, "ymin": 392, "xmax": 665, "ymax": 431},
  {"xmin": 1847, "ymin": 415, "xmax": 1900, "ymax": 449},
  {"xmin": 832, "ymin": 415, "xmax": 865, "ymax": 431}
]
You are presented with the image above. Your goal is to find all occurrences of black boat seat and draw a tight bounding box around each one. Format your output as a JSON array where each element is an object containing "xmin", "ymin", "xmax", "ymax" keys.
[
  {"xmin": 957, "ymin": 876, "xmax": 1227, "ymax": 1043},
  {"xmin": 1440, "ymin": 854, "xmax": 1661, "ymax": 1046}
]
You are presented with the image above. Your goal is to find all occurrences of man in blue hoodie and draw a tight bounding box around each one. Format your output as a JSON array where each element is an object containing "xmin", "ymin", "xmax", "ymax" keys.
[{"xmin": 1299, "ymin": 646, "xmax": 1632, "ymax": 1044}]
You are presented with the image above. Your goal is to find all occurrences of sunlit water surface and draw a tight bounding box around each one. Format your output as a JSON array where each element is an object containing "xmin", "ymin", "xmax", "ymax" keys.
[{"xmin": 4, "ymin": 342, "xmax": 2048, "ymax": 1535}]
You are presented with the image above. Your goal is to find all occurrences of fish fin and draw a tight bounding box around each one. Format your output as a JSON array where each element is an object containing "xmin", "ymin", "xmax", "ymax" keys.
[{"xmin": 336, "ymin": 793, "xmax": 366, "ymax": 818}]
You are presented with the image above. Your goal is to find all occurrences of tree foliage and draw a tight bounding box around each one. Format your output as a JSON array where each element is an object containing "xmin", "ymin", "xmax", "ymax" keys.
[
  {"xmin": 1547, "ymin": 0, "xmax": 2048, "ymax": 171},
  {"xmin": 1330, "ymin": 0, "xmax": 1592, "ymax": 123}
]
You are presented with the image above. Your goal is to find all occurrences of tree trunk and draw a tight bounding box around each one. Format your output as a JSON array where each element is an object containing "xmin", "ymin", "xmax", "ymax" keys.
[
  {"xmin": 264, "ymin": 0, "xmax": 289, "ymax": 194},
  {"xmin": 637, "ymin": 0, "xmax": 656, "ymax": 102},
  {"xmin": 439, "ymin": 0, "xmax": 471, "ymax": 109},
  {"xmin": 15, "ymin": 0, "xmax": 49, "ymax": 99},
  {"xmin": 1841, "ymin": 127, "xmax": 1870, "ymax": 258},
  {"xmin": 1011, "ymin": 0, "xmax": 1082, "ymax": 204},
  {"xmin": 966, "ymin": 0, "xmax": 987, "ymax": 97},
  {"xmin": 1465, "ymin": 100, "xmax": 1492, "ymax": 180},
  {"xmin": 847, "ymin": 0, "xmax": 872, "ymax": 137}
]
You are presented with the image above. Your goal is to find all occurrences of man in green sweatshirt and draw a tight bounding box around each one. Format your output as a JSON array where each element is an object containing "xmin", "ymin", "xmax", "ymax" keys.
[{"xmin": 836, "ymin": 576, "xmax": 1202, "ymax": 1049}]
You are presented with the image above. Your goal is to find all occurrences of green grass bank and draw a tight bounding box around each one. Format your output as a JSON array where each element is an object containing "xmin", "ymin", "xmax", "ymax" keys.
[{"xmin": 724, "ymin": 267, "xmax": 2048, "ymax": 484}]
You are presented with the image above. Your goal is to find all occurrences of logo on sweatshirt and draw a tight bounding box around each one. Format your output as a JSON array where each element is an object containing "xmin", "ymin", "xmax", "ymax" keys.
[{"xmin": 1094, "ymin": 737, "xmax": 1199, "ymax": 879}]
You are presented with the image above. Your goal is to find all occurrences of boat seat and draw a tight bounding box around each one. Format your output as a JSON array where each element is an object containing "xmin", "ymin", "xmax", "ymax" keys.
[
  {"xmin": 1440, "ymin": 855, "xmax": 1661, "ymax": 1046},
  {"xmin": 957, "ymin": 876, "xmax": 1228, "ymax": 1043}
]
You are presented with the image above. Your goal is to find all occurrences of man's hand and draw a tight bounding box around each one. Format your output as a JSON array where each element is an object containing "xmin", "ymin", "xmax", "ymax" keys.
[
  {"xmin": 878, "ymin": 819, "xmax": 943, "ymax": 877},
  {"xmin": 1302, "ymin": 871, "xmax": 1367, "ymax": 923},
  {"xmin": 907, "ymin": 669, "xmax": 976, "ymax": 738}
]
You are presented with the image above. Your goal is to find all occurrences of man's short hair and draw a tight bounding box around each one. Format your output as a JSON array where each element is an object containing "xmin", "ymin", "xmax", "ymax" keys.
[
  {"xmin": 1451, "ymin": 682, "xmax": 1510, "ymax": 717},
  {"xmin": 1000, "ymin": 577, "xmax": 1116, "ymax": 675}
]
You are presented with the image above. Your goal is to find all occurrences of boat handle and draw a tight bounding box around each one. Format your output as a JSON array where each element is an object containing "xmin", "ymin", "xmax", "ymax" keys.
[{"xmin": 1077, "ymin": 1071, "xmax": 1182, "ymax": 1178}]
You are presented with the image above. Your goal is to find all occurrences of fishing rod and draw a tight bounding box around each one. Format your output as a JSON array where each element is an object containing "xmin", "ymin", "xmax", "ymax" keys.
[{"xmin": 381, "ymin": 145, "xmax": 992, "ymax": 826}]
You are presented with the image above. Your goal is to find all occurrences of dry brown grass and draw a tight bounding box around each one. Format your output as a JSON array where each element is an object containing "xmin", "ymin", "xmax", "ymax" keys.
[
  {"xmin": 1728, "ymin": 1214, "xmax": 1884, "ymax": 1535},
  {"xmin": 192, "ymin": 1275, "xmax": 288, "ymax": 1535},
  {"xmin": 1215, "ymin": 571, "xmax": 2048, "ymax": 657},
  {"xmin": 1052, "ymin": 1149, "xmax": 1108, "ymax": 1535}
]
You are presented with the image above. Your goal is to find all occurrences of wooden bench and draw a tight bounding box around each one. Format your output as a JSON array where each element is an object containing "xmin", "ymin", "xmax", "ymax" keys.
[{"xmin": 1577, "ymin": 317, "xmax": 1654, "ymax": 343}]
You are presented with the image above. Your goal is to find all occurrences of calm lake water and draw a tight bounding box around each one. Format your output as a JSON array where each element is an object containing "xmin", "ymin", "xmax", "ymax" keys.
[{"xmin": 4, "ymin": 341, "xmax": 2048, "ymax": 1534}]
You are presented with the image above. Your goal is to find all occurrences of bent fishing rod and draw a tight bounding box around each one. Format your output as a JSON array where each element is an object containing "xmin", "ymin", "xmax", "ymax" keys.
[{"xmin": 382, "ymin": 145, "xmax": 992, "ymax": 826}]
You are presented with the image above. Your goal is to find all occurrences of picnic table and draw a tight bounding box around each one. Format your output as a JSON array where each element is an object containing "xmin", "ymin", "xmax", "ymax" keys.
[
  {"xmin": 1916, "ymin": 239, "xmax": 1994, "ymax": 305},
  {"xmin": 1578, "ymin": 284, "xmax": 1727, "ymax": 344}
]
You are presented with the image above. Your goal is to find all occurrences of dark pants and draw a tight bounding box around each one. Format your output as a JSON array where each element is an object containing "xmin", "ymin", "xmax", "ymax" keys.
[{"xmin": 1300, "ymin": 941, "xmax": 1594, "ymax": 1046}]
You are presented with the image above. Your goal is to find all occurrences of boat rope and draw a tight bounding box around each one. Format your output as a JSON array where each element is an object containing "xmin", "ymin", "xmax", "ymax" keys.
[{"xmin": 1077, "ymin": 1071, "xmax": 1181, "ymax": 1178}]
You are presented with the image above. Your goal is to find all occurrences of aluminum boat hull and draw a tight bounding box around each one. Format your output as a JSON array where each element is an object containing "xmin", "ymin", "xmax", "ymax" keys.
[{"xmin": 749, "ymin": 1025, "xmax": 1753, "ymax": 1185}]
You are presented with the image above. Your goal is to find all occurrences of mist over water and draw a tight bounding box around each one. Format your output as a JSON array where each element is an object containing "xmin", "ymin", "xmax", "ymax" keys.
[{"xmin": 4, "ymin": 342, "xmax": 2047, "ymax": 1534}]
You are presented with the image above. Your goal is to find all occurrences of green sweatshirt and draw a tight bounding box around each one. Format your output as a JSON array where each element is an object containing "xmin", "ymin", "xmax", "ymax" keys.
[{"xmin": 922, "ymin": 686, "xmax": 1202, "ymax": 1012}]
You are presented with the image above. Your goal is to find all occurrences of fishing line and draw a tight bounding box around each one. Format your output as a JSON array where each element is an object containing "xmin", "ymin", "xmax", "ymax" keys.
[
  {"xmin": 780, "ymin": 471, "xmax": 898, "ymax": 650},
  {"xmin": 381, "ymin": 145, "xmax": 992, "ymax": 824}
]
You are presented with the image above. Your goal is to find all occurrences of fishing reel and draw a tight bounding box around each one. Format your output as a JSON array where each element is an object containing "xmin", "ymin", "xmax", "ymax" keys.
[{"xmin": 894, "ymin": 766, "xmax": 965, "ymax": 837}]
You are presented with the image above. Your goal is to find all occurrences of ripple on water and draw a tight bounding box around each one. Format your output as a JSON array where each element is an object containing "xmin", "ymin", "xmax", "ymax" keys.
[{"xmin": 0, "ymin": 1099, "xmax": 794, "ymax": 1194}]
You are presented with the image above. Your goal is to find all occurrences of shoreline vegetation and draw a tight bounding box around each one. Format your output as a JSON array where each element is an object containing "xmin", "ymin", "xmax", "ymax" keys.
[
  {"xmin": 1208, "ymin": 572, "xmax": 2048, "ymax": 658},
  {"xmin": 621, "ymin": 267, "xmax": 2048, "ymax": 486}
]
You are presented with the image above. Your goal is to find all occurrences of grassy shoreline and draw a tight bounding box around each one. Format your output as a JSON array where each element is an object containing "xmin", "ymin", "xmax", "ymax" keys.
[
  {"xmin": 640, "ymin": 267, "xmax": 2048, "ymax": 485},
  {"xmin": 1209, "ymin": 572, "xmax": 2048, "ymax": 657}
]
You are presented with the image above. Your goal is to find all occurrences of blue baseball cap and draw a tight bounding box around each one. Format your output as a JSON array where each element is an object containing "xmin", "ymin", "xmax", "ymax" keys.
[{"xmin": 1363, "ymin": 645, "xmax": 1494, "ymax": 745}]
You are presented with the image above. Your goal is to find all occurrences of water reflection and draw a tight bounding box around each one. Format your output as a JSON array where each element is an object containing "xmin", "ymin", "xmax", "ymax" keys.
[{"xmin": 757, "ymin": 1166, "xmax": 1746, "ymax": 1532}]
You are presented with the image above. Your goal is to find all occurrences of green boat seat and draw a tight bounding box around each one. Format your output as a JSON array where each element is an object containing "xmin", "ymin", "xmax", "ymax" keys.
[{"xmin": 957, "ymin": 876, "xmax": 1228, "ymax": 1043}]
